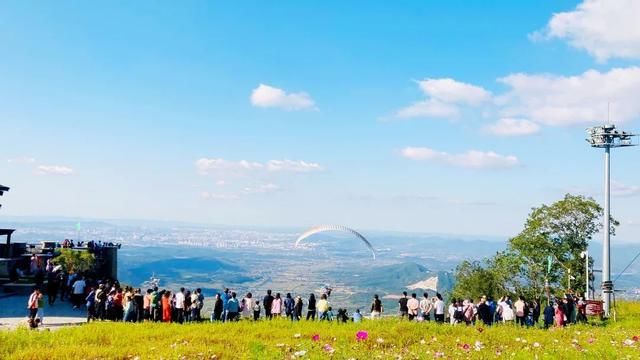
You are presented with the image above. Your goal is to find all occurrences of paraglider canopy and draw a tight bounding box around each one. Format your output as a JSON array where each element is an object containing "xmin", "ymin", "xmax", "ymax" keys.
[{"xmin": 295, "ymin": 225, "xmax": 376, "ymax": 260}]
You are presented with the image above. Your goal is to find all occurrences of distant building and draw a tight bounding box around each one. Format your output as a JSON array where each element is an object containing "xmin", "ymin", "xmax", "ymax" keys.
[{"xmin": 0, "ymin": 184, "xmax": 119, "ymax": 293}]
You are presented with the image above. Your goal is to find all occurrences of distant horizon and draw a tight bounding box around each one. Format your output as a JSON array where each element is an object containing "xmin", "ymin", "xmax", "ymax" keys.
[{"xmin": 2, "ymin": 213, "xmax": 640, "ymax": 245}]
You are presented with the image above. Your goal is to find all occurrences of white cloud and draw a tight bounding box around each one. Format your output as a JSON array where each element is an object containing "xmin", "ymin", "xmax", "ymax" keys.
[
  {"xmin": 483, "ymin": 118, "xmax": 540, "ymax": 137},
  {"xmin": 34, "ymin": 165, "xmax": 74, "ymax": 176},
  {"xmin": 417, "ymin": 78, "xmax": 491, "ymax": 105},
  {"xmin": 497, "ymin": 67, "xmax": 640, "ymax": 126},
  {"xmin": 242, "ymin": 183, "xmax": 280, "ymax": 194},
  {"xmin": 401, "ymin": 147, "xmax": 518, "ymax": 169},
  {"xmin": 196, "ymin": 158, "xmax": 263, "ymax": 175},
  {"xmin": 395, "ymin": 99, "xmax": 460, "ymax": 119},
  {"xmin": 250, "ymin": 83, "xmax": 316, "ymax": 111},
  {"xmin": 196, "ymin": 158, "xmax": 322, "ymax": 175},
  {"xmin": 612, "ymin": 181, "xmax": 640, "ymax": 197},
  {"xmin": 534, "ymin": 0, "xmax": 640, "ymax": 61},
  {"xmin": 7, "ymin": 157, "xmax": 36, "ymax": 164},
  {"xmin": 265, "ymin": 160, "xmax": 322, "ymax": 173},
  {"xmin": 395, "ymin": 78, "xmax": 490, "ymax": 119}
]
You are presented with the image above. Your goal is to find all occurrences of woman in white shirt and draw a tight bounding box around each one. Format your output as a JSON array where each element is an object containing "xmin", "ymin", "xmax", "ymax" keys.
[
  {"xmin": 499, "ymin": 297, "xmax": 514, "ymax": 323},
  {"xmin": 419, "ymin": 293, "xmax": 432, "ymax": 321},
  {"xmin": 242, "ymin": 293, "xmax": 255, "ymax": 320},
  {"xmin": 448, "ymin": 299, "xmax": 457, "ymax": 324}
]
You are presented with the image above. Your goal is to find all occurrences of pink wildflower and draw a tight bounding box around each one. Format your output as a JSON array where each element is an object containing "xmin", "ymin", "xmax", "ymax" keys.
[
  {"xmin": 460, "ymin": 343, "xmax": 471, "ymax": 352},
  {"xmin": 356, "ymin": 331, "xmax": 368, "ymax": 341},
  {"xmin": 311, "ymin": 334, "xmax": 320, "ymax": 342},
  {"xmin": 323, "ymin": 344, "xmax": 334, "ymax": 353}
]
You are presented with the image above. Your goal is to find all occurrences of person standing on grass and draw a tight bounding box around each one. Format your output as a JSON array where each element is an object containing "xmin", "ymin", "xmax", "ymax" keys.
[
  {"xmin": 114, "ymin": 288, "xmax": 124, "ymax": 321},
  {"xmin": 306, "ymin": 293, "xmax": 316, "ymax": 320},
  {"xmin": 398, "ymin": 291, "xmax": 409, "ymax": 318},
  {"xmin": 174, "ymin": 287, "xmax": 185, "ymax": 323},
  {"xmin": 162, "ymin": 290, "xmax": 172, "ymax": 322},
  {"xmin": 294, "ymin": 296, "xmax": 303, "ymax": 321},
  {"xmin": 434, "ymin": 293, "xmax": 445, "ymax": 323},
  {"xmin": 554, "ymin": 301, "xmax": 565, "ymax": 327},
  {"xmin": 284, "ymin": 293, "xmax": 295, "ymax": 320},
  {"xmin": 353, "ymin": 309, "xmax": 362, "ymax": 323},
  {"xmin": 419, "ymin": 293, "xmax": 432, "ymax": 321},
  {"xmin": 27, "ymin": 287, "xmax": 41, "ymax": 326},
  {"xmin": 220, "ymin": 288, "xmax": 230, "ymax": 322},
  {"xmin": 407, "ymin": 293, "xmax": 420, "ymax": 321},
  {"xmin": 463, "ymin": 299, "xmax": 475, "ymax": 325},
  {"xmin": 271, "ymin": 293, "xmax": 283, "ymax": 318},
  {"xmin": 317, "ymin": 293, "xmax": 330, "ymax": 321},
  {"xmin": 226, "ymin": 292, "xmax": 240, "ymax": 321},
  {"xmin": 263, "ymin": 290, "xmax": 274, "ymax": 320},
  {"xmin": 242, "ymin": 293, "xmax": 255, "ymax": 320},
  {"xmin": 150, "ymin": 287, "xmax": 160, "ymax": 322},
  {"xmin": 191, "ymin": 290, "xmax": 201, "ymax": 322},
  {"xmin": 212, "ymin": 293, "xmax": 223, "ymax": 321},
  {"xmin": 543, "ymin": 302, "xmax": 554, "ymax": 329},
  {"xmin": 94, "ymin": 284, "xmax": 107, "ymax": 320},
  {"xmin": 123, "ymin": 287, "xmax": 136, "ymax": 322},
  {"xmin": 197, "ymin": 288, "xmax": 205, "ymax": 321},
  {"xmin": 144, "ymin": 289, "xmax": 153, "ymax": 321},
  {"xmin": 134, "ymin": 288, "xmax": 144, "ymax": 322},
  {"xmin": 86, "ymin": 287, "xmax": 96, "ymax": 322},
  {"xmin": 253, "ymin": 300, "xmax": 261, "ymax": 321},
  {"xmin": 183, "ymin": 290, "xmax": 192, "ymax": 322},
  {"xmin": 477, "ymin": 296, "xmax": 492, "ymax": 325},
  {"xmin": 370, "ymin": 294, "xmax": 383, "ymax": 319},
  {"xmin": 514, "ymin": 296, "xmax": 526, "ymax": 326}
]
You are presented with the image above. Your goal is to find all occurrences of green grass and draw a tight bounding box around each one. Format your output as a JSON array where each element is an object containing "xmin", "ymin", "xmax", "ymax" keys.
[{"xmin": 2, "ymin": 302, "xmax": 640, "ymax": 359}]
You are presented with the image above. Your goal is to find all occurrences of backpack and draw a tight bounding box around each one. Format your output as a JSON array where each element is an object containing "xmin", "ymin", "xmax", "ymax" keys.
[{"xmin": 454, "ymin": 308, "xmax": 464, "ymax": 321}]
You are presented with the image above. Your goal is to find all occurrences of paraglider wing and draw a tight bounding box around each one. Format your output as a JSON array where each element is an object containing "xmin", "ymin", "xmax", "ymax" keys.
[{"xmin": 295, "ymin": 225, "xmax": 376, "ymax": 260}]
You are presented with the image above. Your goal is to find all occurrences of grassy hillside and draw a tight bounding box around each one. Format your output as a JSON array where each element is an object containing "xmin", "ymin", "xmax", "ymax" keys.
[{"xmin": 3, "ymin": 302, "xmax": 640, "ymax": 359}]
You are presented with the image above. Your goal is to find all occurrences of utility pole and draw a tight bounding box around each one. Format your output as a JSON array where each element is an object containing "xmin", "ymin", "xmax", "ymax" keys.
[{"xmin": 586, "ymin": 124, "xmax": 637, "ymax": 316}]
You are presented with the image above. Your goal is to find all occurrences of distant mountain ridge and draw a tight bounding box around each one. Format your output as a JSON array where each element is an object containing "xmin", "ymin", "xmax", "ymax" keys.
[{"xmin": 358, "ymin": 262, "xmax": 455, "ymax": 295}]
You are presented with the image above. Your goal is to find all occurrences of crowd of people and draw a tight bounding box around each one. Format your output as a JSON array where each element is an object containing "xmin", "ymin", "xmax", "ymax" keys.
[
  {"xmin": 27, "ymin": 273, "xmax": 589, "ymax": 329},
  {"xmin": 394, "ymin": 292, "xmax": 588, "ymax": 328}
]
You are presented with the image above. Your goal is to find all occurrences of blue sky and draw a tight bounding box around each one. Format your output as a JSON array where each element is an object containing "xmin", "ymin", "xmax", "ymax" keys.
[{"xmin": 2, "ymin": 0, "xmax": 640, "ymax": 241}]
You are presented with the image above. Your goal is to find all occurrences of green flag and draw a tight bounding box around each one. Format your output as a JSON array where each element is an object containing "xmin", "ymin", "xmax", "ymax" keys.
[
  {"xmin": 75, "ymin": 222, "xmax": 81, "ymax": 232},
  {"xmin": 547, "ymin": 255, "xmax": 553, "ymax": 274}
]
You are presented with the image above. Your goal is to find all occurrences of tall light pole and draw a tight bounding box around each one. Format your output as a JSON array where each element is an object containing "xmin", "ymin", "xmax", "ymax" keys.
[
  {"xmin": 586, "ymin": 124, "xmax": 637, "ymax": 317},
  {"xmin": 580, "ymin": 250, "xmax": 589, "ymax": 300}
]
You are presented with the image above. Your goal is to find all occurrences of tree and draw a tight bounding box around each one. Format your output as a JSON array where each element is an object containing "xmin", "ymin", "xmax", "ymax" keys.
[
  {"xmin": 453, "ymin": 194, "xmax": 617, "ymax": 301},
  {"xmin": 508, "ymin": 194, "xmax": 617, "ymax": 296},
  {"xmin": 450, "ymin": 259, "xmax": 507, "ymax": 301},
  {"xmin": 52, "ymin": 248, "xmax": 96, "ymax": 273}
]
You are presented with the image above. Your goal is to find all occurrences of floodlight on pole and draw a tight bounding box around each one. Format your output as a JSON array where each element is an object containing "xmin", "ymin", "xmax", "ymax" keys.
[{"xmin": 586, "ymin": 124, "xmax": 638, "ymax": 317}]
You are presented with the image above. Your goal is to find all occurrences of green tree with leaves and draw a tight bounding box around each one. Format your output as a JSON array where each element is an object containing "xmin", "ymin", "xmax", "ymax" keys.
[
  {"xmin": 52, "ymin": 248, "xmax": 96, "ymax": 273},
  {"xmin": 452, "ymin": 194, "xmax": 617, "ymax": 301}
]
